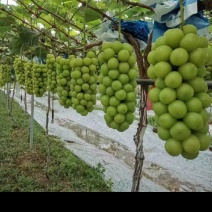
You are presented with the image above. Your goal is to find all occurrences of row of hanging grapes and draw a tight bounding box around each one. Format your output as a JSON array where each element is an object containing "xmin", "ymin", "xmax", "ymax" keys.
[{"xmin": 0, "ymin": 1, "xmax": 212, "ymax": 168}]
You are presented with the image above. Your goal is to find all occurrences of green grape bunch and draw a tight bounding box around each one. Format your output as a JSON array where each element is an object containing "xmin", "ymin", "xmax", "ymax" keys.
[
  {"xmin": 0, "ymin": 64, "xmax": 12, "ymax": 87},
  {"xmin": 46, "ymin": 54, "xmax": 57, "ymax": 94},
  {"xmin": 13, "ymin": 57, "xmax": 27, "ymax": 86},
  {"xmin": 147, "ymin": 24, "xmax": 211, "ymax": 160},
  {"xmin": 70, "ymin": 51, "xmax": 98, "ymax": 116},
  {"xmin": 56, "ymin": 56, "xmax": 72, "ymax": 108},
  {"xmin": 98, "ymin": 41, "xmax": 138, "ymax": 132},
  {"xmin": 32, "ymin": 63, "xmax": 47, "ymax": 97},
  {"xmin": 24, "ymin": 61, "xmax": 34, "ymax": 95}
]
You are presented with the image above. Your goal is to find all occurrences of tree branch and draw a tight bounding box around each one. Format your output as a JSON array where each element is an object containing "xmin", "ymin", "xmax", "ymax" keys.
[
  {"xmin": 120, "ymin": 0, "xmax": 155, "ymax": 13},
  {"xmin": 120, "ymin": 29, "xmax": 149, "ymax": 192},
  {"xmin": 122, "ymin": 31, "xmax": 144, "ymax": 79},
  {"xmin": 77, "ymin": 0, "xmax": 118, "ymax": 25},
  {"xmin": 72, "ymin": 40, "xmax": 103, "ymax": 52}
]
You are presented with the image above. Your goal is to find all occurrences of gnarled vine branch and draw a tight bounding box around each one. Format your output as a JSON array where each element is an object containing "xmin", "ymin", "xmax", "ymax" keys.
[{"xmin": 122, "ymin": 31, "xmax": 153, "ymax": 193}]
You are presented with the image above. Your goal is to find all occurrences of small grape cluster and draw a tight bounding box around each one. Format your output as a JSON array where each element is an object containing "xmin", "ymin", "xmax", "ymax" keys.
[
  {"xmin": 24, "ymin": 62, "xmax": 34, "ymax": 95},
  {"xmin": 46, "ymin": 54, "xmax": 57, "ymax": 94},
  {"xmin": 13, "ymin": 57, "xmax": 26, "ymax": 86},
  {"xmin": 204, "ymin": 48, "xmax": 212, "ymax": 79},
  {"xmin": 204, "ymin": 64, "xmax": 212, "ymax": 80},
  {"xmin": 0, "ymin": 64, "xmax": 11, "ymax": 87},
  {"xmin": 56, "ymin": 57, "xmax": 72, "ymax": 108},
  {"xmin": 32, "ymin": 63, "xmax": 47, "ymax": 97},
  {"xmin": 70, "ymin": 51, "xmax": 98, "ymax": 116}
]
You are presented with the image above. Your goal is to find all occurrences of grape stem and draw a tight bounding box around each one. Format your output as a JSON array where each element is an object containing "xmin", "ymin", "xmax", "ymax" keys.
[
  {"xmin": 180, "ymin": 0, "xmax": 185, "ymax": 30},
  {"xmin": 120, "ymin": 0, "xmax": 155, "ymax": 13}
]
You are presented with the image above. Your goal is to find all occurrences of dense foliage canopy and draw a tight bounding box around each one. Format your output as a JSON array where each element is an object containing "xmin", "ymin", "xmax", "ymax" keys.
[{"xmin": 0, "ymin": 0, "xmax": 155, "ymax": 61}]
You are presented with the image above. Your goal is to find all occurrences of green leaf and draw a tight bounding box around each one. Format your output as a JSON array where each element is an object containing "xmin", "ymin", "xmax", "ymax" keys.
[
  {"xmin": 6, "ymin": 25, "xmax": 40, "ymax": 55},
  {"xmin": 16, "ymin": 25, "xmax": 39, "ymax": 46},
  {"xmin": 82, "ymin": 8, "xmax": 102, "ymax": 23},
  {"xmin": 8, "ymin": 36, "xmax": 25, "ymax": 55},
  {"xmin": 123, "ymin": 7, "xmax": 152, "ymax": 20},
  {"xmin": 0, "ymin": 16, "xmax": 16, "ymax": 26},
  {"xmin": 0, "ymin": 26, "xmax": 13, "ymax": 34},
  {"xmin": 33, "ymin": 46, "xmax": 49, "ymax": 59}
]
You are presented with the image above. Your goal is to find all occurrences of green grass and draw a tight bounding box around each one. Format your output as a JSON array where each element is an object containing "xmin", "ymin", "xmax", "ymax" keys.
[{"xmin": 0, "ymin": 91, "xmax": 111, "ymax": 192}]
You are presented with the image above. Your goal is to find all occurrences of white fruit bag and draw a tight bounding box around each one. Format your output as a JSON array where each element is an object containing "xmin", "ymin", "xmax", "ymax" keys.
[{"xmin": 140, "ymin": 0, "xmax": 211, "ymax": 42}]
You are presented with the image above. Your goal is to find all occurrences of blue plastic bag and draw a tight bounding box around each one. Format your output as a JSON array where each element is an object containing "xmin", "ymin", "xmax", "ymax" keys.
[{"xmin": 110, "ymin": 18, "xmax": 150, "ymax": 43}]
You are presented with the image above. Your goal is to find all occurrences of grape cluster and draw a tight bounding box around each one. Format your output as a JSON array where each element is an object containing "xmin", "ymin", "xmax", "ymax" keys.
[
  {"xmin": 0, "ymin": 65, "xmax": 11, "ymax": 87},
  {"xmin": 46, "ymin": 54, "xmax": 57, "ymax": 94},
  {"xmin": 56, "ymin": 57, "xmax": 72, "ymax": 108},
  {"xmin": 13, "ymin": 57, "xmax": 26, "ymax": 86},
  {"xmin": 98, "ymin": 41, "xmax": 138, "ymax": 132},
  {"xmin": 24, "ymin": 62, "xmax": 34, "ymax": 95},
  {"xmin": 204, "ymin": 47, "xmax": 212, "ymax": 79},
  {"xmin": 32, "ymin": 63, "xmax": 47, "ymax": 97},
  {"xmin": 147, "ymin": 24, "xmax": 211, "ymax": 159},
  {"xmin": 70, "ymin": 51, "xmax": 98, "ymax": 116},
  {"xmin": 204, "ymin": 64, "xmax": 212, "ymax": 80}
]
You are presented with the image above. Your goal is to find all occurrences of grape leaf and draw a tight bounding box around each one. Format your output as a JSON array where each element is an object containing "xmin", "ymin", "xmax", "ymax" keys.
[{"xmin": 81, "ymin": 8, "xmax": 102, "ymax": 23}]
